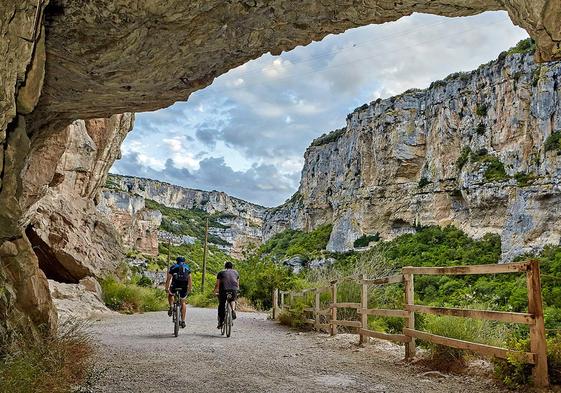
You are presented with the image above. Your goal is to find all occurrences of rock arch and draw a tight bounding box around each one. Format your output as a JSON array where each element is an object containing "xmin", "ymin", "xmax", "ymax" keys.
[{"xmin": 0, "ymin": 0, "xmax": 559, "ymax": 336}]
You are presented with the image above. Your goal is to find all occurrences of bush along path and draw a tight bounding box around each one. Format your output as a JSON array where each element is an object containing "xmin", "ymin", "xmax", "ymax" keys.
[{"xmin": 89, "ymin": 307, "xmax": 510, "ymax": 393}]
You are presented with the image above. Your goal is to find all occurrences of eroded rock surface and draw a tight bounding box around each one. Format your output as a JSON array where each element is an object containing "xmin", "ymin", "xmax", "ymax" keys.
[
  {"xmin": 48, "ymin": 278, "xmax": 114, "ymax": 320},
  {"xmin": 33, "ymin": 0, "xmax": 561, "ymax": 130},
  {"xmin": 264, "ymin": 52, "xmax": 561, "ymax": 261}
]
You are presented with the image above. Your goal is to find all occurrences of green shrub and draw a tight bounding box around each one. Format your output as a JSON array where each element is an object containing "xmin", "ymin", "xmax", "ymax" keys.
[
  {"xmin": 354, "ymin": 233, "xmax": 380, "ymax": 248},
  {"xmin": 278, "ymin": 301, "xmax": 308, "ymax": 328},
  {"xmin": 513, "ymin": 172, "xmax": 536, "ymax": 187},
  {"xmin": 456, "ymin": 147, "xmax": 472, "ymax": 170},
  {"xmin": 506, "ymin": 38, "xmax": 536, "ymax": 55},
  {"xmin": 189, "ymin": 291, "xmax": 218, "ymax": 308},
  {"xmin": 476, "ymin": 104, "xmax": 488, "ymax": 117},
  {"xmin": 101, "ymin": 276, "xmax": 168, "ymax": 313},
  {"xmin": 494, "ymin": 333, "xmax": 561, "ymax": 388},
  {"xmin": 544, "ymin": 131, "xmax": 561, "ymax": 152},
  {"xmin": 480, "ymin": 156, "xmax": 509, "ymax": 182},
  {"xmin": 0, "ymin": 321, "xmax": 94, "ymax": 393},
  {"xmin": 418, "ymin": 177, "xmax": 430, "ymax": 188},
  {"xmin": 137, "ymin": 276, "xmax": 153, "ymax": 287},
  {"xmin": 475, "ymin": 122, "xmax": 486, "ymax": 135}
]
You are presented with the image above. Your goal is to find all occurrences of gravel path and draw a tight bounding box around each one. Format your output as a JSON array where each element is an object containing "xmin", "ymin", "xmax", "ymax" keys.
[{"xmin": 90, "ymin": 307, "xmax": 509, "ymax": 393}]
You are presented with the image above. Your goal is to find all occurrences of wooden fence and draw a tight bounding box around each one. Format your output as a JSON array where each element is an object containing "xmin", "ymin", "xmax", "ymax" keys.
[{"xmin": 273, "ymin": 260, "xmax": 549, "ymax": 388}]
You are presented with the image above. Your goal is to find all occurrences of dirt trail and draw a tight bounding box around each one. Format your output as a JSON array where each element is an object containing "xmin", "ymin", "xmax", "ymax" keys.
[{"xmin": 90, "ymin": 307, "xmax": 509, "ymax": 393}]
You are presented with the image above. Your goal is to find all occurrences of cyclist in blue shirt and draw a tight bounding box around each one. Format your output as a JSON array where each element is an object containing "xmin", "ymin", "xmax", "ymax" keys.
[{"xmin": 165, "ymin": 256, "xmax": 192, "ymax": 328}]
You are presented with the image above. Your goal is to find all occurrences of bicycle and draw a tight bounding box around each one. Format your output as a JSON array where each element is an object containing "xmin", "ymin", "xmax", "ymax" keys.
[
  {"xmin": 171, "ymin": 288, "xmax": 182, "ymax": 337},
  {"xmin": 221, "ymin": 292, "xmax": 235, "ymax": 338}
]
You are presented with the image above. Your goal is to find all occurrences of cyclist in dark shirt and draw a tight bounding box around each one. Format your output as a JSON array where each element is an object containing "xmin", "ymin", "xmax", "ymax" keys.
[
  {"xmin": 214, "ymin": 261, "xmax": 240, "ymax": 329},
  {"xmin": 165, "ymin": 256, "xmax": 192, "ymax": 328}
]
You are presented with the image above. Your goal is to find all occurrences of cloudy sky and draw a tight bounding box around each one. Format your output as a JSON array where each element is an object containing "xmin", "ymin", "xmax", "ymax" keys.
[{"xmin": 111, "ymin": 11, "xmax": 527, "ymax": 207}]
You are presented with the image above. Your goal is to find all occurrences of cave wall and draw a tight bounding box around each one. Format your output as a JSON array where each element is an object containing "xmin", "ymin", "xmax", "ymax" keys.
[{"xmin": 0, "ymin": 0, "xmax": 559, "ymax": 336}]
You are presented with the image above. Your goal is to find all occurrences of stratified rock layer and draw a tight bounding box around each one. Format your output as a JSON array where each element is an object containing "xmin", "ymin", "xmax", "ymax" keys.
[{"xmin": 264, "ymin": 53, "xmax": 561, "ymax": 261}]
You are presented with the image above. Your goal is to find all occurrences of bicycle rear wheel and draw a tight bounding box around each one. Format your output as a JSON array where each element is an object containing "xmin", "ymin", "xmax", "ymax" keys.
[
  {"xmin": 225, "ymin": 303, "xmax": 232, "ymax": 338},
  {"xmin": 174, "ymin": 303, "xmax": 180, "ymax": 337}
]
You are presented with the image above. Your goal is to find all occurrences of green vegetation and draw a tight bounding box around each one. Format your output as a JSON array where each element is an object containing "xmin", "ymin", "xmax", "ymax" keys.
[
  {"xmin": 544, "ymin": 131, "xmax": 561, "ymax": 153},
  {"xmin": 310, "ymin": 128, "xmax": 346, "ymax": 147},
  {"xmin": 353, "ymin": 233, "xmax": 380, "ymax": 248},
  {"xmin": 514, "ymin": 172, "xmax": 536, "ymax": 187},
  {"xmin": 506, "ymin": 38, "xmax": 536, "ymax": 56},
  {"xmin": 258, "ymin": 224, "xmax": 333, "ymax": 262},
  {"xmin": 280, "ymin": 225, "xmax": 561, "ymax": 385},
  {"xmin": 144, "ymin": 199, "xmax": 231, "ymax": 246},
  {"xmin": 475, "ymin": 104, "xmax": 488, "ymax": 117},
  {"xmin": 418, "ymin": 177, "xmax": 430, "ymax": 188},
  {"xmin": 101, "ymin": 275, "xmax": 168, "ymax": 313},
  {"xmin": 456, "ymin": 148, "xmax": 509, "ymax": 182},
  {"xmin": 482, "ymin": 156, "xmax": 508, "ymax": 182},
  {"xmin": 456, "ymin": 147, "xmax": 472, "ymax": 170},
  {"xmin": 475, "ymin": 122, "xmax": 486, "ymax": 135},
  {"xmin": 0, "ymin": 321, "xmax": 94, "ymax": 393}
]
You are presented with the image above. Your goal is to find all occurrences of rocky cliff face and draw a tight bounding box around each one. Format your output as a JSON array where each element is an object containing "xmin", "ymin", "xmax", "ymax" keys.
[
  {"xmin": 264, "ymin": 52, "xmax": 561, "ymax": 262},
  {"xmin": 97, "ymin": 190, "xmax": 162, "ymax": 256},
  {"xmin": 105, "ymin": 175, "xmax": 266, "ymax": 258}
]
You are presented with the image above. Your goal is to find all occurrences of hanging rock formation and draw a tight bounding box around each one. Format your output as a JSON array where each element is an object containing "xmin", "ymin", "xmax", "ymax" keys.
[{"xmin": 264, "ymin": 52, "xmax": 561, "ymax": 262}]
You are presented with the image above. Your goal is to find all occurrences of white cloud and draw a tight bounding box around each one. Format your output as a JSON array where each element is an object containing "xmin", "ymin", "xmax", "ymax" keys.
[{"xmin": 114, "ymin": 11, "xmax": 528, "ymax": 206}]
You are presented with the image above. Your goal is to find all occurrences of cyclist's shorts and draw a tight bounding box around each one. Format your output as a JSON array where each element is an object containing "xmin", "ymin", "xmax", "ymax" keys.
[
  {"xmin": 221, "ymin": 289, "xmax": 238, "ymax": 301},
  {"xmin": 170, "ymin": 282, "xmax": 188, "ymax": 299}
]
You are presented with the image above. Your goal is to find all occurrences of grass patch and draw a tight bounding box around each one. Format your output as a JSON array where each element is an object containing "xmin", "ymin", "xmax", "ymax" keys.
[
  {"xmin": 101, "ymin": 276, "xmax": 168, "ymax": 313},
  {"xmin": 475, "ymin": 122, "xmax": 486, "ymax": 135},
  {"xmin": 0, "ymin": 321, "xmax": 94, "ymax": 393}
]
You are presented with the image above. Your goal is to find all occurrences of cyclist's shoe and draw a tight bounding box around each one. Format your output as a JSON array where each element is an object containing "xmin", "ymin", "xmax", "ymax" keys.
[
  {"xmin": 217, "ymin": 322, "xmax": 223, "ymax": 329},
  {"xmin": 180, "ymin": 320, "xmax": 186, "ymax": 329},
  {"xmin": 167, "ymin": 307, "xmax": 172, "ymax": 317},
  {"xmin": 232, "ymin": 310, "xmax": 237, "ymax": 320}
]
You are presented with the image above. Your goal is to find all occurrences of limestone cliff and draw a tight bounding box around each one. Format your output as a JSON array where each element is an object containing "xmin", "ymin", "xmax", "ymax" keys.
[
  {"xmin": 103, "ymin": 175, "xmax": 266, "ymax": 258},
  {"xmin": 264, "ymin": 52, "xmax": 561, "ymax": 262},
  {"xmin": 97, "ymin": 190, "xmax": 162, "ymax": 257}
]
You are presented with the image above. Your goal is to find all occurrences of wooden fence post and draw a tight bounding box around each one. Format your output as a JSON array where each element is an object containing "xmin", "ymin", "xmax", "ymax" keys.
[
  {"xmin": 280, "ymin": 291, "xmax": 285, "ymax": 310},
  {"xmin": 404, "ymin": 272, "xmax": 416, "ymax": 359},
  {"xmin": 314, "ymin": 289, "xmax": 320, "ymax": 331},
  {"xmin": 526, "ymin": 260, "xmax": 549, "ymax": 388},
  {"xmin": 331, "ymin": 281, "xmax": 337, "ymax": 336},
  {"xmin": 289, "ymin": 292, "xmax": 294, "ymax": 308},
  {"xmin": 360, "ymin": 274, "xmax": 368, "ymax": 344},
  {"xmin": 272, "ymin": 289, "xmax": 279, "ymax": 320}
]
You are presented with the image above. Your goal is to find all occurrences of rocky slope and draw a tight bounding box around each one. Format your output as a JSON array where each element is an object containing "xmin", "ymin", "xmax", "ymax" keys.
[
  {"xmin": 264, "ymin": 51, "xmax": 561, "ymax": 262},
  {"xmin": 103, "ymin": 174, "xmax": 266, "ymax": 258}
]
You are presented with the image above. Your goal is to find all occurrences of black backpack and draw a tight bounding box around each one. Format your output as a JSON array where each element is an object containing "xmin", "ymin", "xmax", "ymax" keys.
[{"xmin": 174, "ymin": 264, "xmax": 191, "ymax": 282}]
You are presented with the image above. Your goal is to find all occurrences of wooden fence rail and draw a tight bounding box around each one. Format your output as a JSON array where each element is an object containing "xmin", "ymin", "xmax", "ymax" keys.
[{"xmin": 273, "ymin": 260, "xmax": 549, "ymax": 388}]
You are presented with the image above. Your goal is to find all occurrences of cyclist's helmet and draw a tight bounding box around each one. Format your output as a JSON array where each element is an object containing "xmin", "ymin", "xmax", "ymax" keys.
[{"xmin": 176, "ymin": 256, "xmax": 186, "ymax": 263}]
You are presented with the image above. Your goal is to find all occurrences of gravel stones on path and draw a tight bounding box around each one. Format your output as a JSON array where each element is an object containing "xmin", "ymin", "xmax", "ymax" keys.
[{"xmin": 90, "ymin": 307, "xmax": 508, "ymax": 393}]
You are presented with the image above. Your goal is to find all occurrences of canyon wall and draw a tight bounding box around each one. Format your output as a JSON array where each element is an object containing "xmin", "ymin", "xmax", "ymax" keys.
[
  {"xmin": 264, "ymin": 52, "xmax": 561, "ymax": 262},
  {"xmin": 97, "ymin": 190, "xmax": 162, "ymax": 257},
  {"xmin": 104, "ymin": 175, "xmax": 266, "ymax": 258},
  {"xmin": 1, "ymin": 0, "xmax": 559, "ymax": 336}
]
